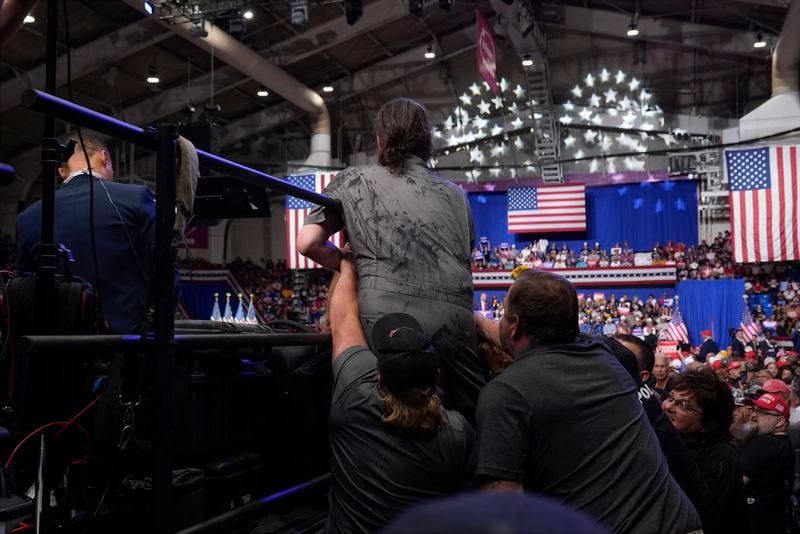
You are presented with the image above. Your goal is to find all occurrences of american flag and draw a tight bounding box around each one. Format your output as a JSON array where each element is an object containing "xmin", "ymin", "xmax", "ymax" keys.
[
  {"xmin": 507, "ymin": 184, "xmax": 586, "ymax": 233},
  {"xmin": 726, "ymin": 146, "xmax": 800, "ymax": 263},
  {"xmin": 285, "ymin": 173, "xmax": 343, "ymax": 269},
  {"xmin": 665, "ymin": 299, "xmax": 689, "ymax": 344},
  {"xmin": 739, "ymin": 304, "xmax": 761, "ymax": 343}
]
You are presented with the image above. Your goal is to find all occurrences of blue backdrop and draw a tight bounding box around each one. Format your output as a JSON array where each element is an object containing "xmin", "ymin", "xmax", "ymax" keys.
[
  {"xmin": 676, "ymin": 279, "xmax": 745, "ymax": 348},
  {"xmin": 469, "ymin": 180, "xmax": 698, "ymax": 252}
]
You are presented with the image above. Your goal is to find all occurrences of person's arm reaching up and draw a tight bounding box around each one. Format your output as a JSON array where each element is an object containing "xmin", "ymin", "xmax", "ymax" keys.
[
  {"xmin": 328, "ymin": 251, "xmax": 367, "ymax": 361},
  {"xmin": 297, "ymin": 220, "xmax": 342, "ymax": 271}
]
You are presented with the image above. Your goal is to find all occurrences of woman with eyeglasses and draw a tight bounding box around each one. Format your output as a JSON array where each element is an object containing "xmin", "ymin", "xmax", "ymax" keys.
[{"xmin": 662, "ymin": 367, "xmax": 748, "ymax": 534}]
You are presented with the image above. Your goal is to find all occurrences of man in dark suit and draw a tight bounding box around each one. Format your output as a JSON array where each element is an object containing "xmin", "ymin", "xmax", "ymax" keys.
[
  {"xmin": 698, "ymin": 330, "xmax": 720, "ymax": 363},
  {"xmin": 16, "ymin": 137, "xmax": 155, "ymax": 334}
]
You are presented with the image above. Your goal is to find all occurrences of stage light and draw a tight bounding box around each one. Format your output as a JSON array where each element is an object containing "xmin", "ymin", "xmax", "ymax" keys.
[
  {"xmin": 257, "ymin": 88, "xmax": 269, "ymax": 97},
  {"xmin": 143, "ymin": 1, "xmax": 154, "ymax": 15},
  {"xmin": 243, "ymin": 9, "xmax": 254, "ymax": 20},
  {"xmin": 190, "ymin": 18, "xmax": 208, "ymax": 37},
  {"xmin": 627, "ymin": 23, "xmax": 639, "ymax": 37},
  {"xmin": 345, "ymin": 0, "xmax": 362, "ymax": 25},
  {"xmin": 23, "ymin": 14, "xmax": 35, "ymax": 23},
  {"xmin": 146, "ymin": 67, "xmax": 160, "ymax": 84},
  {"xmin": 424, "ymin": 44, "xmax": 436, "ymax": 59},
  {"xmin": 290, "ymin": 0, "xmax": 308, "ymax": 26},
  {"xmin": 322, "ymin": 83, "xmax": 334, "ymax": 93},
  {"xmin": 521, "ymin": 55, "xmax": 533, "ymax": 67},
  {"xmin": 753, "ymin": 32, "xmax": 767, "ymax": 48}
]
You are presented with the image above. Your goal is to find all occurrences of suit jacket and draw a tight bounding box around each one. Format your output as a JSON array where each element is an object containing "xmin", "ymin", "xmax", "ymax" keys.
[{"xmin": 16, "ymin": 173, "xmax": 155, "ymax": 334}]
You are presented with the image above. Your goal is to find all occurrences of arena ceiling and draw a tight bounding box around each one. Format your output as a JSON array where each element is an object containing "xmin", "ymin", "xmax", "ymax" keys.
[{"xmin": 0, "ymin": 0, "xmax": 792, "ymax": 205}]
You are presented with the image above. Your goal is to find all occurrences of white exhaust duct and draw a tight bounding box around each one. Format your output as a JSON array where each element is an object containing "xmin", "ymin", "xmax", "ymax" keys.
[
  {"xmin": 122, "ymin": 0, "xmax": 331, "ymax": 167},
  {"xmin": 725, "ymin": 0, "xmax": 800, "ymax": 143}
]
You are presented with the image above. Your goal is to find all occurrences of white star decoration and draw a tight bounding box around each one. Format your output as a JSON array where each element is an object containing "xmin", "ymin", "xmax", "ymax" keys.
[
  {"xmin": 583, "ymin": 129, "xmax": 597, "ymax": 143},
  {"xmin": 513, "ymin": 84, "xmax": 525, "ymax": 99},
  {"xmin": 510, "ymin": 117, "xmax": 524, "ymax": 129},
  {"xmin": 514, "ymin": 137, "xmax": 525, "ymax": 149},
  {"xmin": 589, "ymin": 93, "xmax": 601, "ymax": 107},
  {"xmin": 499, "ymin": 78, "xmax": 510, "ymax": 93},
  {"xmin": 585, "ymin": 73, "xmax": 595, "ymax": 87},
  {"xmin": 563, "ymin": 101, "xmax": 575, "ymax": 111},
  {"xmin": 628, "ymin": 77, "xmax": 640, "ymax": 91},
  {"xmin": 603, "ymin": 88, "xmax": 617, "ymax": 103},
  {"xmin": 491, "ymin": 124, "xmax": 504, "ymax": 136},
  {"xmin": 599, "ymin": 68, "xmax": 610, "ymax": 83},
  {"xmin": 477, "ymin": 100, "xmax": 491, "ymax": 115},
  {"xmin": 564, "ymin": 135, "xmax": 576, "ymax": 147},
  {"xmin": 615, "ymin": 69, "xmax": 626, "ymax": 84},
  {"xmin": 578, "ymin": 108, "xmax": 593, "ymax": 121},
  {"xmin": 459, "ymin": 93, "xmax": 472, "ymax": 106},
  {"xmin": 469, "ymin": 82, "xmax": 482, "ymax": 96},
  {"xmin": 492, "ymin": 95, "xmax": 504, "ymax": 109},
  {"xmin": 571, "ymin": 85, "xmax": 583, "ymax": 98}
]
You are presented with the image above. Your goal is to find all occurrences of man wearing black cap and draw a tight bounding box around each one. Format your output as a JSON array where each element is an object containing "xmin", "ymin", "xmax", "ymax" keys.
[
  {"xmin": 325, "ymin": 254, "xmax": 475, "ymax": 533},
  {"xmin": 474, "ymin": 269, "xmax": 701, "ymax": 533}
]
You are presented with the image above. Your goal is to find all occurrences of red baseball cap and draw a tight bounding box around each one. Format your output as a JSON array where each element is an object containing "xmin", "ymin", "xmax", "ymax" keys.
[
  {"xmin": 778, "ymin": 358, "xmax": 792, "ymax": 368},
  {"xmin": 758, "ymin": 379, "xmax": 791, "ymax": 398},
  {"xmin": 701, "ymin": 330, "xmax": 712, "ymax": 337},
  {"xmin": 729, "ymin": 361, "xmax": 743, "ymax": 369},
  {"xmin": 712, "ymin": 359, "xmax": 725, "ymax": 370},
  {"xmin": 746, "ymin": 393, "xmax": 790, "ymax": 419}
]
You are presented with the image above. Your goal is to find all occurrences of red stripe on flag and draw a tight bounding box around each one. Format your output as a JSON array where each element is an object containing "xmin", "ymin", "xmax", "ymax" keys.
[
  {"xmin": 792, "ymin": 147, "xmax": 800, "ymax": 260},
  {"xmin": 766, "ymin": 167, "xmax": 774, "ymax": 261},
  {"xmin": 739, "ymin": 190, "xmax": 748, "ymax": 263},
  {"xmin": 752, "ymin": 186, "xmax": 761, "ymax": 262},
  {"xmin": 778, "ymin": 147, "xmax": 787, "ymax": 259}
]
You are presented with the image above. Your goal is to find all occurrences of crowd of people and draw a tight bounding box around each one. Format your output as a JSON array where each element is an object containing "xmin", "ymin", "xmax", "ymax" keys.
[
  {"xmin": 472, "ymin": 232, "xmax": 800, "ymax": 283},
  {"xmin": 179, "ymin": 256, "xmax": 332, "ymax": 327}
]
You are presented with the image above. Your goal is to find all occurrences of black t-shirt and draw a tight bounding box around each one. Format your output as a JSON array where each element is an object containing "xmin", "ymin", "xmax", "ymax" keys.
[
  {"xmin": 326, "ymin": 347, "xmax": 476, "ymax": 533},
  {"xmin": 686, "ymin": 437, "xmax": 748, "ymax": 534},
  {"xmin": 739, "ymin": 433, "xmax": 794, "ymax": 533},
  {"xmin": 476, "ymin": 335, "xmax": 701, "ymax": 534}
]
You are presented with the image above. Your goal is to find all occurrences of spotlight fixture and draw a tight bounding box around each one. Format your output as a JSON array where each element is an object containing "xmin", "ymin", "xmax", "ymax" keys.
[
  {"xmin": 190, "ymin": 18, "xmax": 208, "ymax": 37},
  {"xmin": 521, "ymin": 55, "xmax": 533, "ymax": 67},
  {"xmin": 322, "ymin": 83, "xmax": 334, "ymax": 93},
  {"xmin": 626, "ymin": 23, "xmax": 639, "ymax": 37},
  {"xmin": 344, "ymin": 0, "xmax": 363, "ymax": 25},
  {"xmin": 146, "ymin": 68, "xmax": 160, "ymax": 84},
  {"xmin": 23, "ymin": 14, "xmax": 35, "ymax": 23},
  {"xmin": 290, "ymin": 0, "xmax": 308, "ymax": 26},
  {"xmin": 143, "ymin": 0, "xmax": 154, "ymax": 15},
  {"xmin": 257, "ymin": 88, "xmax": 269, "ymax": 97},
  {"xmin": 243, "ymin": 9, "xmax": 254, "ymax": 20},
  {"xmin": 424, "ymin": 44, "xmax": 436, "ymax": 59},
  {"xmin": 753, "ymin": 32, "xmax": 767, "ymax": 48}
]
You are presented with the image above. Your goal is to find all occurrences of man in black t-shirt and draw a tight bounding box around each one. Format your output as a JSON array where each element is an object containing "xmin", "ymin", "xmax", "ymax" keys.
[
  {"xmin": 740, "ymin": 392, "xmax": 795, "ymax": 534},
  {"xmin": 325, "ymin": 255, "xmax": 475, "ymax": 533},
  {"xmin": 474, "ymin": 269, "xmax": 700, "ymax": 533}
]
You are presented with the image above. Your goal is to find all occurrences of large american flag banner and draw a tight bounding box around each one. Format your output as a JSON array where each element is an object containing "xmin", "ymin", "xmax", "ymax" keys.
[
  {"xmin": 507, "ymin": 184, "xmax": 586, "ymax": 233},
  {"xmin": 285, "ymin": 173, "xmax": 343, "ymax": 269},
  {"xmin": 726, "ymin": 146, "xmax": 800, "ymax": 263},
  {"xmin": 740, "ymin": 304, "xmax": 761, "ymax": 343},
  {"xmin": 666, "ymin": 299, "xmax": 689, "ymax": 344}
]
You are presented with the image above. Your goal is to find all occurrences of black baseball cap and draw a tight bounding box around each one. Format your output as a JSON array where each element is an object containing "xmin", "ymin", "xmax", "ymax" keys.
[{"xmin": 372, "ymin": 313, "xmax": 439, "ymax": 395}]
